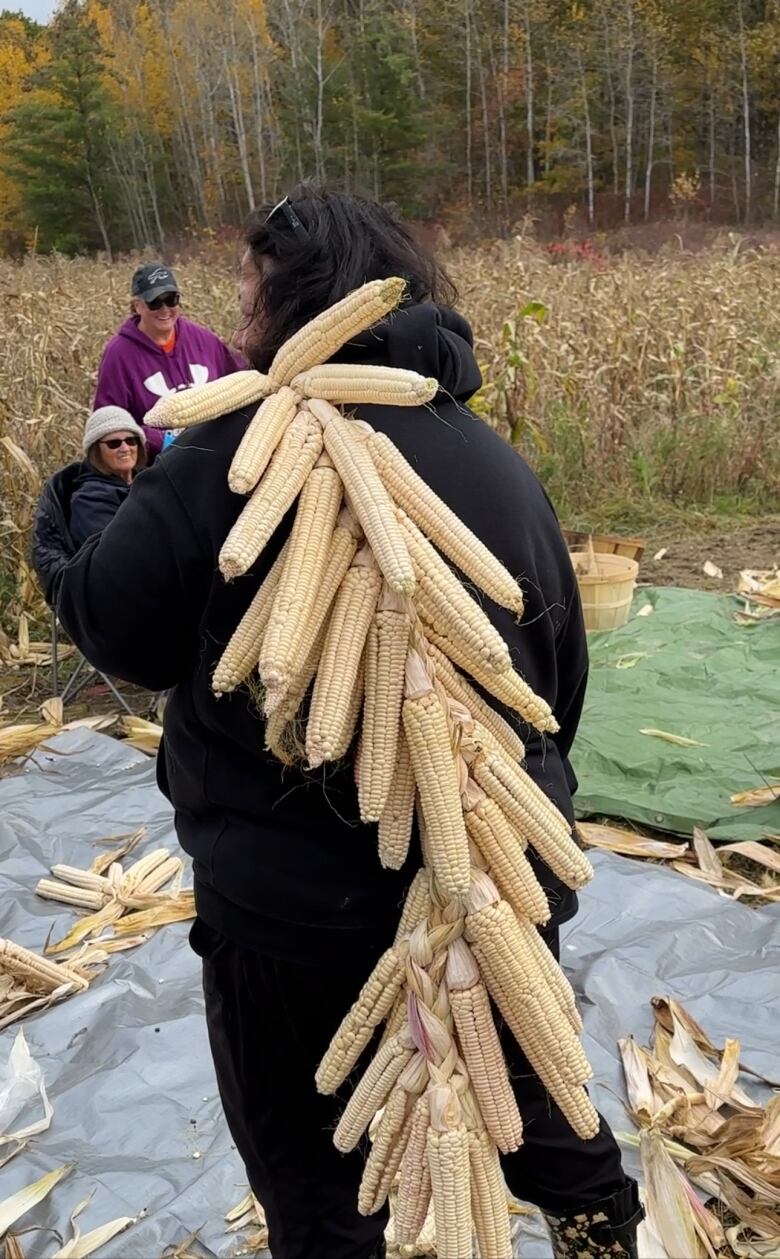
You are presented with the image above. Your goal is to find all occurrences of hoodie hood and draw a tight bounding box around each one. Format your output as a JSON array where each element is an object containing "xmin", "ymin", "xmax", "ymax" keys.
[{"xmin": 332, "ymin": 303, "xmax": 482, "ymax": 404}]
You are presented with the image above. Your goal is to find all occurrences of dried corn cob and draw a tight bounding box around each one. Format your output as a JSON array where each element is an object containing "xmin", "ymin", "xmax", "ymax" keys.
[
  {"xmin": 35, "ymin": 879, "xmax": 104, "ymax": 911},
  {"xmin": 515, "ymin": 917, "xmax": 582, "ymax": 1033},
  {"xmin": 465, "ymin": 875, "xmax": 598, "ymax": 1139},
  {"xmin": 394, "ymin": 1094, "xmax": 432, "ymax": 1244},
  {"xmin": 359, "ymin": 588, "xmax": 411, "ymax": 823},
  {"xmin": 400, "ymin": 513, "xmax": 511, "ymax": 676},
  {"xmin": 472, "ymin": 753, "xmax": 593, "ymax": 891},
  {"xmin": 306, "ymin": 549, "xmax": 381, "ymax": 767},
  {"xmin": 259, "ymin": 460, "xmax": 343, "ymax": 693},
  {"xmin": 268, "ymin": 277, "xmax": 406, "ymax": 388},
  {"xmin": 422, "ymin": 619, "xmax": 558, "ymax": 734},
  {"xmin": 394, "ymin": 869, "xmax": 431, "ymax": 944},
  {"xmin": 427, "ymin": 1086, "xmax": 472, "ymax": 1259},
  {"xmin": 144, "ymin": 370, "xmax": 270, "ymax": 428},
  {"xmin": 377, "ymin": 727, "xmax": 416, "ymax": 870},
  {"xmin": 293, "ymin": 363, "xmax": 437, "ymax": 407},
  {"xmin": 308, "ymin": 399, "xmax": 415, "ymax": 596},
  {"xmin": 464, "ymin": 791, "xmax": 550, "ymax": 925},
  {"xmin": 264, "ymin": 624, "xmax": 326, "ymax": 763},
  {"xmin": 367, "ymin": 429, "xmax": 524, "ymax": 614},
  {"xmin": 0, "ymin": 938, "xmax": 89, "ymax": 992},
  {"xmin": 469, "ymin": 1128, "xmax": 512, "ymax": 1259},
  {"xmin": 212, "ymin": 543, "xmax": 288, "ymax": 695},
  {"xmin": 402, "ymin": 655, "xmax": 470, "ymax": 899},
  {"xmin": 133, "ymin": 855, "xmax": 182, "ymax": 897},
  {"xmin": 426, "ymin": 642, "xmax": 525, "ymax": 765},
  {"xmin": 49, "ymin": 865, "xmax": 110, "ymax": 893},
  {"xmin": 119, "ymin": 849, "xmax": 172, "ymax": 896},
  {"xmin": 334, "ymin": 1032, "xmax": 414, "ymax": 1152},
  {"xmin": 228, "ymin": 386, "xmax": 301, "ymax": 495},
  {"xmin": 219, "ymin": 410, "xmax": 323, "ymax": 580},
  {"xmin": 358, "ymin": 1086, "xmax": 410, "ymax": 1214},
  {"xmin": 316, "ymin": 946, "xmax": 406, "ymax": 1094},
  {"xmin": 446, "ymin": 938, "xmax": 523, "ymax": 1154}
]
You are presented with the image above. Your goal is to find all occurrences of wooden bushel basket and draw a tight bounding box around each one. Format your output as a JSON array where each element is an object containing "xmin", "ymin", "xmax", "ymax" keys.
[{"xmin": 569, "ymin": 551, "xmax": 639, "ymax": 632}]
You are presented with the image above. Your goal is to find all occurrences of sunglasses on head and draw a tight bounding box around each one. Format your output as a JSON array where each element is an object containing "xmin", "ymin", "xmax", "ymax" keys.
[
  {"xmin": 265, "ymin": 196, "xmax": 308, "ymax": 243},
  {"xmin": 100, "ymin": 436, "xmax": 140, "ymax": 450},
  {"xmin": 146, "ymin": 292, "xmax": 180, "ymax": 310}
]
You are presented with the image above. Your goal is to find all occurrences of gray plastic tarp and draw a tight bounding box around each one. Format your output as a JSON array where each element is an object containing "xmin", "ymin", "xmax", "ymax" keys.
[{"xmin": 1, "ymin": 730, "xmax": 778, "ymax": 1257}]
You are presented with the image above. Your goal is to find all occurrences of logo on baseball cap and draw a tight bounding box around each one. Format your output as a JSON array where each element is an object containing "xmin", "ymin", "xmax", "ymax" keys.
[{"xmin": 131, "ymin": 262, "xmax": 180, "ymax": 304}]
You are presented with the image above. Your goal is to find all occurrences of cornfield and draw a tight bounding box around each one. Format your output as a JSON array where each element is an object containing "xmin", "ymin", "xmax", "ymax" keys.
[{"xmin": 2, "ymin": 235, "xmax": 780, "ymax": 633}]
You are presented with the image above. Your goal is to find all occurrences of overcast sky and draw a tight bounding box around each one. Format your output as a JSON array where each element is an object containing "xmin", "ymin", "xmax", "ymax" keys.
[{"xmin": 11, "ymin": 0, "xmax": 57, "ymax": 22}]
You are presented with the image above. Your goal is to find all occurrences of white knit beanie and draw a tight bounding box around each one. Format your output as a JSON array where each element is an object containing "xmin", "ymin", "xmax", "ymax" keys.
[{"xmin": 83, "ymin": 406, "xmax": 147, "ymax": 455}]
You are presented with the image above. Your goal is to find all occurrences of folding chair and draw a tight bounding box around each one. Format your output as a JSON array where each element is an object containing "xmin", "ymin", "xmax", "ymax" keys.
[{"xmin": 50, "ymin": 612, "xmax": 134, "ymax": 716}]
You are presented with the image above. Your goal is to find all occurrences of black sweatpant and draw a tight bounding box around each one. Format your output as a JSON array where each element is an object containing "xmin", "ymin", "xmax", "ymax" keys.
[{"xmin": 191, "ymin": 919, "xmax": 628, "ymax": 1259}]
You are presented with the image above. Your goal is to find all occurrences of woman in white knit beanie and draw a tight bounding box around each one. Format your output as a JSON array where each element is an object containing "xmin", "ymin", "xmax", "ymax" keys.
[{"xmin": 69, "ymin": 406, "xmax": 147, "ymax": 546}]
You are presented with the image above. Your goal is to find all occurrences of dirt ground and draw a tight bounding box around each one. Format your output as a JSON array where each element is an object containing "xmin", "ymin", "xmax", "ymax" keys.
[{"xmin": 641, "ymin": 517, "xmax": 780, "ymax": 591}]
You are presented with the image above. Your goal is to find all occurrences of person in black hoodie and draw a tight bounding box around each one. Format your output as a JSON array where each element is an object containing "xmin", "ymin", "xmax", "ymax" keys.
[{"xmin": 54, "ymin": 189, "xmax": 642, "ymax": 1259}]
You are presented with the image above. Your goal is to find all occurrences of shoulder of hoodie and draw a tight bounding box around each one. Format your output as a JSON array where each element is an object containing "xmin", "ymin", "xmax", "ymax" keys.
[
  {"xmin": 174, "ymin": 316, "xmax": 230, "ymax": 349},
  {"xmin": 155, "ymin": 405, "xmax": 251, "ymax": 488}
]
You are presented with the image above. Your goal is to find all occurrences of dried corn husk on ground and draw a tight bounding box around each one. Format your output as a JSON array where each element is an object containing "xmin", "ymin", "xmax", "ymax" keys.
[
  {"xmin": 618, "ymin": 996, "xmax": 780, "ymax": 1255},
  {"xmin": 145, "ymin": 278, "xmax": 597, "ymax": 1256},
  {"xmin": 0, "ymin": 940, "xmax": 91, "ymax": 1032}
]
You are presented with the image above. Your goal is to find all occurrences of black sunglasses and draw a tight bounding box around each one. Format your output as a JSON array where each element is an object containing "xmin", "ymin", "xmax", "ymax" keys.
[
  {"xmin": 146, "ymin": 292, "xmax": 180, "ymax": 310},
  {"xmin": 265, "ymin": 196, "xmax": 308, "ymax": 243},
  {"xmin": 100, "ymin": 435, "xmax": 140, "ymax": 450}
]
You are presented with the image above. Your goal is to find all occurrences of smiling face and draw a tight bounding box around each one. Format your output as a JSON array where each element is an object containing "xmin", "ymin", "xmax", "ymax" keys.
[
  {"xmin": 97, "ymin": 431, "xmax": 140, "ymax": 479},
  {"xmin": 134, "ymin": 292, "xmax": 181, "ymax": 343}
]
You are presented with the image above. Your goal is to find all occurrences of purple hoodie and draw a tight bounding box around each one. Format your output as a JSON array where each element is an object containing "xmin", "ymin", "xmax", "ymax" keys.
[{"xmin": 94, "ymin": 316, "xmax": 244, "ymax": 456}]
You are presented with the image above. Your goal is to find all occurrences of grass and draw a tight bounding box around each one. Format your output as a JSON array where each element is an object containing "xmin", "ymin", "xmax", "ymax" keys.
[{"xmin": 1, "ymin": 233, "xmax": 779, "ymax": 633}]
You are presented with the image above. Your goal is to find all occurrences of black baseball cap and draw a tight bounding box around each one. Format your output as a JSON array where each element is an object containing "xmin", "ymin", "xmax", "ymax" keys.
[{"xmin": 131, "ymin": 262, "xmax": 180, "ymax": 303}]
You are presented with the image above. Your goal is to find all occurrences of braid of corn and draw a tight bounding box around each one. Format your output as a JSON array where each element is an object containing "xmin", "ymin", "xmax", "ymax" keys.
[
  {"xmin": 267, "ymin": 277, "xmax": 406, "ymax": 388},
  {"xmin": 315, "ymin": 946, "xmax": 406, "ymax": 1094},
  {"xmin": 144, "ymin": 370, "xmax": 270, "ymax": 429},
  {"xmin": 228, "ymin": 386, "xmax": 301, "ymax": 495},
  {"xmin": 219, "ymin": 410, "xmax": 323, "ymax": 580},
  {"xmin": 309, "ymin": 399, "xmax": 416, "ymax": 597},
  {"xmin": 211, "ymin": 542, "xmax": 288, "ymax": 695}
]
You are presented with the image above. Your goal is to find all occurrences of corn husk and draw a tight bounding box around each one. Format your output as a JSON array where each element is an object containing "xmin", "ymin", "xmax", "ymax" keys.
[
  {"xmin": 4, "ymin": 1233, "xmax": 25, "ymax": 1258},
  {"xmin": 640, "ymin": 1129, "xmax": 707, "ymax": 1259},
  {"xmin": 578, "ymin": 822, "xmax": 685, "ymax": 860},
  {"xmin": 119, "ymin": 716, "xmax": 163, "ymax": 755},
  {"xmin": 0, "ymin": 1163, "xmax": 74, "ymax": 1237},
  {"xmin": 51, "ymin": 1193, "xmax": 135, "ymax": 1259}
]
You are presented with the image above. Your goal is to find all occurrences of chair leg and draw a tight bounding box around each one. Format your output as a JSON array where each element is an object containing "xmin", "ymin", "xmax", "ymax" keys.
[
  {"xmin": 100, "ymin": 673, "xmax": 134, "ymax": 716},
  {"xmin": 60, "ymin": 656, "xmax": 88, "ymax": 704},
  {"xmin": 51, "ymin": 617, "xmax": 60, "ymax": 698}
]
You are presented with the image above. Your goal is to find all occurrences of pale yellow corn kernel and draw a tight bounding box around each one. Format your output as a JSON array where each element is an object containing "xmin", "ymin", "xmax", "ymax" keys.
[
  {"xmin": 427, "ymin": 1124, "xmax": 472, "ymax": 1259},
  {"xmin": 464, "ymin": 886, "xmax": 598, "ymax": 1139},
  {"xmin": 359, "ymin": 598, "xmax": 411, "ymax": 823},
  {"xmin": 394, "ymin": 1095, "xmax": 432, "ymax": 1245},
  {"xmin": 469, "ymin": 1129, "xmax": 513, "ymax": 1259},
  {"xmin": 35, "ymin": 879, "xmax": 104, "ymax": 911},
  {"xmin": 212, "ymin": 543, "xmax": 288, "ymax": 695},
  {"xmin": 464, "ymin": 795, "xmax": 551, "ymax": 926},
  {"xmin": 259, "ymin": 464, "xmax": 343, "ymax": 693},
  {"xmin": 426, "ymin": 642, "xmax": 525, "ymax": 765},
  {"xmin": 144, "ymin": 370, "xmax": 270, "ymax": 428},
  {"xmin": 377, "ymin": 728, "xmax": 416, "ymax": 870},
  {"xmin": 403, "ymin": 690, "xmax": 470, "ymax": 899},
  {"xmin": 367, "ymin": 429, "xmax": 525, "ymax": 614},
  {"xmin": 292, "ymin": 363, "xmax": 437, "ymax": 407},
  {"xmin": 358, "ymin": 1087, "xmax": 410, "ymax": 1215},
  {"xmin": 268, "ymin": 278, "xmax": 406, "ymax": 388},
  {"xmin": 447, "ymin": 941, "xmax": 523, "ymax": 1154},
  {"xmin": 219, "ymin": 410, "xmax": 323, "ymax": 581},
  {"xmin": 400, "ymin": 512, "xmax": 512, "ymax": 676},
  {"xmin": 308, "ymin": 399, "xmax": 416, "ymax": 596},
  {"xmin": 333, "ymin": 1033, "xmax": 413, "ymax": 1153},
  {"xmin": 315, "ymin": 946, "xmax": 405, "ymax": 1094},
  {"xmin": 422, "ymin": 619, "xmax": 559, "ymax": 734},
  {"xmin": 473, "ymin": 753, "xmax": 593, "ymax": 891},
  {"xmin": 0, "ymin": 937, "xmax": 89, "ymax": 993},
  {"xmin": 306, "ymin": 556, "xmax": 381, "ymax": 767},
  {"xmin": 228, "ymin": 385, "xmax": 300, "ymax": 495}
]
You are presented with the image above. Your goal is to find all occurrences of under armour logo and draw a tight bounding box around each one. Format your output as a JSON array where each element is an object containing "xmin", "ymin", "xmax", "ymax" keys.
[{"xmin": 144, "ymin": 364, "xmax": 210, "ymax": 399}]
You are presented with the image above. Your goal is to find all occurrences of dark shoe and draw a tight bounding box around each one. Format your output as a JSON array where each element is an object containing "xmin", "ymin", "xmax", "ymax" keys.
[{"xmin": 543, "ymin": 1179, "xmax": 644, "ymax": 1258}]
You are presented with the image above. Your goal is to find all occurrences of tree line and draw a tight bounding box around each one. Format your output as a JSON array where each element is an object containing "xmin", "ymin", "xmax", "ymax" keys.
[{"xmin": 1, "ymin": 0, "xmax": 779, "ymax": 255}]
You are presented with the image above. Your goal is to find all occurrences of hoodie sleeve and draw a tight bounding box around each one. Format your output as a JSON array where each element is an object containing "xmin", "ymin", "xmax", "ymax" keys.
[{"xmin": 54, "ymin": 462, "xmax": 211, "ymax": 692}]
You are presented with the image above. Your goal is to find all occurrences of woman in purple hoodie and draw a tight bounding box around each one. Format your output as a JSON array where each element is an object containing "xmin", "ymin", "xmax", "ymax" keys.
[{"xmin": 93, "ymin": 262, "xmax": 244, "ymax": 458}]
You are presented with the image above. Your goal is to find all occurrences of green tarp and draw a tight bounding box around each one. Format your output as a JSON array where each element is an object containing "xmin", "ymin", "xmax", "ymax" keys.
[{"xmin": 572, "ymin": 587, "xmax": 780, "ymax": 840}]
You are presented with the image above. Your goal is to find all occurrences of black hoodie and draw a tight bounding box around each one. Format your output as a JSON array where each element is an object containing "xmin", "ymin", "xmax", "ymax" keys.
[{"xmin": 55, "ymin": 304, "xmax": 588, "ymax": 965}]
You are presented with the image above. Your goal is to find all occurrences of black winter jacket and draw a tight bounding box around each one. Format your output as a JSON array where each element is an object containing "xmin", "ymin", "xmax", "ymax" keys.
[
  {"xmin": 31, "ymin": 462, "xmax": 81, "ymax": 604},
  {"xmin": 69, "ymin": 464, "xmax": 132, "ymax": 548},
  {"xmin": 54, "ymin": 304, "xmax": 588, "ymax": 965}
]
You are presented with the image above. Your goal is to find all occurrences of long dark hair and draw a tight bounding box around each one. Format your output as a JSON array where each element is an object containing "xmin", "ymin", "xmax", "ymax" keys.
[{"xmin": 242, "ymin": 185, "xmax": 457, "ymax": 371}]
